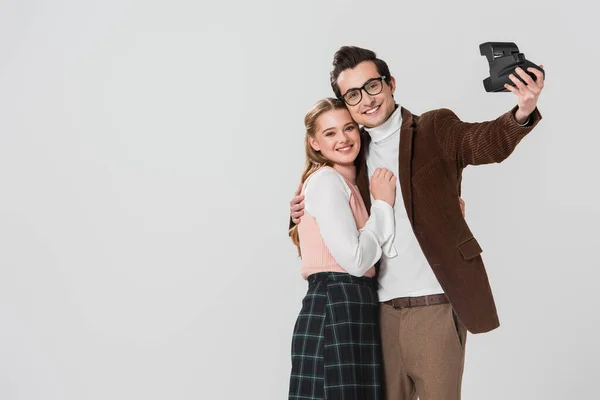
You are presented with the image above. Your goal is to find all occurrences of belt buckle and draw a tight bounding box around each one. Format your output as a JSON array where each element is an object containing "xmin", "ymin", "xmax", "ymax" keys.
[{"xmin": 391, "ymin": 298, "xmax": 401, "ymax": 309}]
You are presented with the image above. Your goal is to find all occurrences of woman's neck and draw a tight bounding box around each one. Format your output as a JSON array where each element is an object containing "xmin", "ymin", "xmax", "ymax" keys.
[{"xmin": 332, "ymin": 163, "xmax": 356, "ymax": 185}]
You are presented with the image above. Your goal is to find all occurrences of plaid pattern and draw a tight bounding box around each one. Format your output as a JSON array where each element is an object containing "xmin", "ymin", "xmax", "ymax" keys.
[{"xmin": 289, "ymin": 272, "xmax": 382, "ymax": 400}]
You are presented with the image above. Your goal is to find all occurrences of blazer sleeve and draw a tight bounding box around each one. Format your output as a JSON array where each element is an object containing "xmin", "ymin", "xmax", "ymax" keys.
[{"xmin": 431, "ymin": 105, "xmax": 542, "ymax": 169}]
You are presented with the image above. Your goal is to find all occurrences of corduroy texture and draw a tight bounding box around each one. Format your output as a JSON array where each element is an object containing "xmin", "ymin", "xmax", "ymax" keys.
[{"xmin": 355, "ymin": 105, "xmax": 543, "ymax": 333}]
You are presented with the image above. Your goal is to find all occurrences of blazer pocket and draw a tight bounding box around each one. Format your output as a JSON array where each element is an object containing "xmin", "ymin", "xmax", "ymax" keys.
[{"xmin": 457, "ymin": 237, "xmax": 483, "ymax": 260}]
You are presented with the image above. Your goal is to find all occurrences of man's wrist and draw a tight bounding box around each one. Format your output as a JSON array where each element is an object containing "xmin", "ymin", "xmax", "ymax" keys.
[{"xmin": 514, "ymin": 108, "xmax": 531, "ymax": 125}]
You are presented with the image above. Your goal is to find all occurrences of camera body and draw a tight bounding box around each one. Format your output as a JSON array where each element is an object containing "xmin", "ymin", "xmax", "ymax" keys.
[{"xmin": 479, "ymin": 42, "xmax": 544, "ymax": 92}]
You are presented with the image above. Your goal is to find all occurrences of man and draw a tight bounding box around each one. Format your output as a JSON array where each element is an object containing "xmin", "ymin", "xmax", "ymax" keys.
[{"xmin": 289, "ymin": 46, "xmax": 544, "ymax": 399}]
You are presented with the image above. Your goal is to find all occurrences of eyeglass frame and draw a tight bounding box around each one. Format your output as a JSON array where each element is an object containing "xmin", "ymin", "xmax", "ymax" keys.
[{"xmin": 339, "ymin": 75, "xmax": 388, "ymax": 106}]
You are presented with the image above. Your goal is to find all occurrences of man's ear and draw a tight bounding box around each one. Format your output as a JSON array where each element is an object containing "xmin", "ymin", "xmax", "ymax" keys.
[
  {"xmin": 388, "ymin": 76, "xmax": 396, "ymax": 95},
  {"xmin": 309, "ymin": 136, "xmax": 320, "ymax": 152}
]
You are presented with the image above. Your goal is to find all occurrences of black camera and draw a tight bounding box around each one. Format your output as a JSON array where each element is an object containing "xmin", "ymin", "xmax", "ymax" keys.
[{"xmin": 479, "ymin": 42, "xmax": 544, "ymax": 92}]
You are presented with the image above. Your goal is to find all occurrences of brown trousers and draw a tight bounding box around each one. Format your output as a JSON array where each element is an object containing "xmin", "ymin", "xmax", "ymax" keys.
[{"xmin": 379, "ymin": 302, "xmax": 467, "ymax": 400}]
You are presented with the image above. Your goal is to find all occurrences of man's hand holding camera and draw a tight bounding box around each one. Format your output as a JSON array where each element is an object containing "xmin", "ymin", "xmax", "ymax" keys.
[{"xmin": 505, "ymin": 64, "xmax": 545, "ymax": 124}]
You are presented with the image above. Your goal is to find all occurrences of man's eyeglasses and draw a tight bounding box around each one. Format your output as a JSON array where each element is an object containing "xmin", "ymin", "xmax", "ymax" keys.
[{"xmin": 340, "ymin": 76, "xmax": 387, "ymax": 106}]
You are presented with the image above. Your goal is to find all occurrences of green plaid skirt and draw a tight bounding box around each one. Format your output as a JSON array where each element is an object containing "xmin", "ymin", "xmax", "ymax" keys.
[{"xmin": 288, "ymin": 272, "xmax": 382, "ymax": 400}]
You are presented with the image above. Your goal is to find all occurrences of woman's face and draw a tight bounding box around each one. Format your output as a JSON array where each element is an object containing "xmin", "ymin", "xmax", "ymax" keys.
[{"xmin": 309, "ymin": 108, "xmax": 361, "ymax": 167}]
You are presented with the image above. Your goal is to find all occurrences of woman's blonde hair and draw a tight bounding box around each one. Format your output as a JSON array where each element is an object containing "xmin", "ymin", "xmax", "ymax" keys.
[{"xmin": 289, "ymin": 97, "xmax": 352, "ymax": 257}]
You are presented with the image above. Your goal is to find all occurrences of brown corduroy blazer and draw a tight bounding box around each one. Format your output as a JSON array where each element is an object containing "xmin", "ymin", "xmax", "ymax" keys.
[{"xmin": 354, "ymin": 105, "xmax": 542, "ymax": 334}]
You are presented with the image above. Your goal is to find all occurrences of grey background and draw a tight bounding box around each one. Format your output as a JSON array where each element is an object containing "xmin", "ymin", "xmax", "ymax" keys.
[{"xmin": 0, "ymin": 0, "xmax": 598, "ymax": 399}]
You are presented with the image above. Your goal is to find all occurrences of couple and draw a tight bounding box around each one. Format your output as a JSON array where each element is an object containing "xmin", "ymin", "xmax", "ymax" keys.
[{"xmin": 287, "ymin": 46, "xmax": 544, "ymax": 400}]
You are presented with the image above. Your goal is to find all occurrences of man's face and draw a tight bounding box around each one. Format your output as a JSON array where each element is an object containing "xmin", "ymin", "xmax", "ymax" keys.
[{"xmin": 336, "ymin": 61, "xmax": 396, "ymax": 129}]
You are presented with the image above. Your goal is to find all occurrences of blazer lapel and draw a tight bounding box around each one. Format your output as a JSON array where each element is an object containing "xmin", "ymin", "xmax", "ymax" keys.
[{"xmin": 399, "ymin": 107, "xmax": 416, "ymax": 226}]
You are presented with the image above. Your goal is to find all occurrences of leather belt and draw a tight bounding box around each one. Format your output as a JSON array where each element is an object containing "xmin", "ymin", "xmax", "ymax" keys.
[{"xmin": 382, "ymin": 293, "xmax": 449, "ymax": 309}]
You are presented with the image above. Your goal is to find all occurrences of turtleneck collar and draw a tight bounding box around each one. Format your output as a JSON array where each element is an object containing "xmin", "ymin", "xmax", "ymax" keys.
[
  {"xmin": 364, "ymin": 104, "xmax": 402, "ymax": 144},
  {"xmin": 332, "ymin": 163, "xmax": 357, "ymax": 185}
]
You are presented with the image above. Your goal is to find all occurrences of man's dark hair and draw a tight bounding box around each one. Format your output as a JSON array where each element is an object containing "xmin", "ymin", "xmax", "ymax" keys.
[{"xmin": 330, "ymin": 46, "xmax": 392, "ymax": 99}]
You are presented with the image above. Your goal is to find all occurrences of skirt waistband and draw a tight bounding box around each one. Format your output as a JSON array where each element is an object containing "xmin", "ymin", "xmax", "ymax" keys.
[{"xmin": 307, "ymin": 272, "xmax": 377, "ymax": 287}]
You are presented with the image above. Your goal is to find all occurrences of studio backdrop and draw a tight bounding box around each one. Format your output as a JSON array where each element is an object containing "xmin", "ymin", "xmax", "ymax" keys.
[{"xmin": 0, "ymin": 0, "xmax": 598, "ymax": 399}]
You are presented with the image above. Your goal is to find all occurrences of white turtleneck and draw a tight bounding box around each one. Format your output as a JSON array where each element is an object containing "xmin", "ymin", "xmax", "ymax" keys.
[{"xmin": 364, "ymin": 106, "xmax": 445, "ymax": 301}]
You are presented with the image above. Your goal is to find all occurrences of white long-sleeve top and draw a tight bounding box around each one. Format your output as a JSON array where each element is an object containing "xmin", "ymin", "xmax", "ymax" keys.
[{"xmin": 301, "ymin": 166, "xmax": 397, "ymax": 278}]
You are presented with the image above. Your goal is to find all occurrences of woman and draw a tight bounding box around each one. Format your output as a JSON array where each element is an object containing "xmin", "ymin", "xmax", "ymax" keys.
[{"xmin": 288, "ymin": 98, "xmax": 397, "ymax": 400}]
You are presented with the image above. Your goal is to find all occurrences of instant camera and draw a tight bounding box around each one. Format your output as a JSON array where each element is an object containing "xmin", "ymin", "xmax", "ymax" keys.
[{"xmin": 479, "ymin": 42, "xmax": 545, "ymax": 92}]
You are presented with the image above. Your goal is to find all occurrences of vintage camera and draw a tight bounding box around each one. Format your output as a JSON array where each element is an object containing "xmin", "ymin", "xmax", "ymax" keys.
[{"xmin": 479, "ymin": 42, "xmax": 544, "ymax": 92}]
